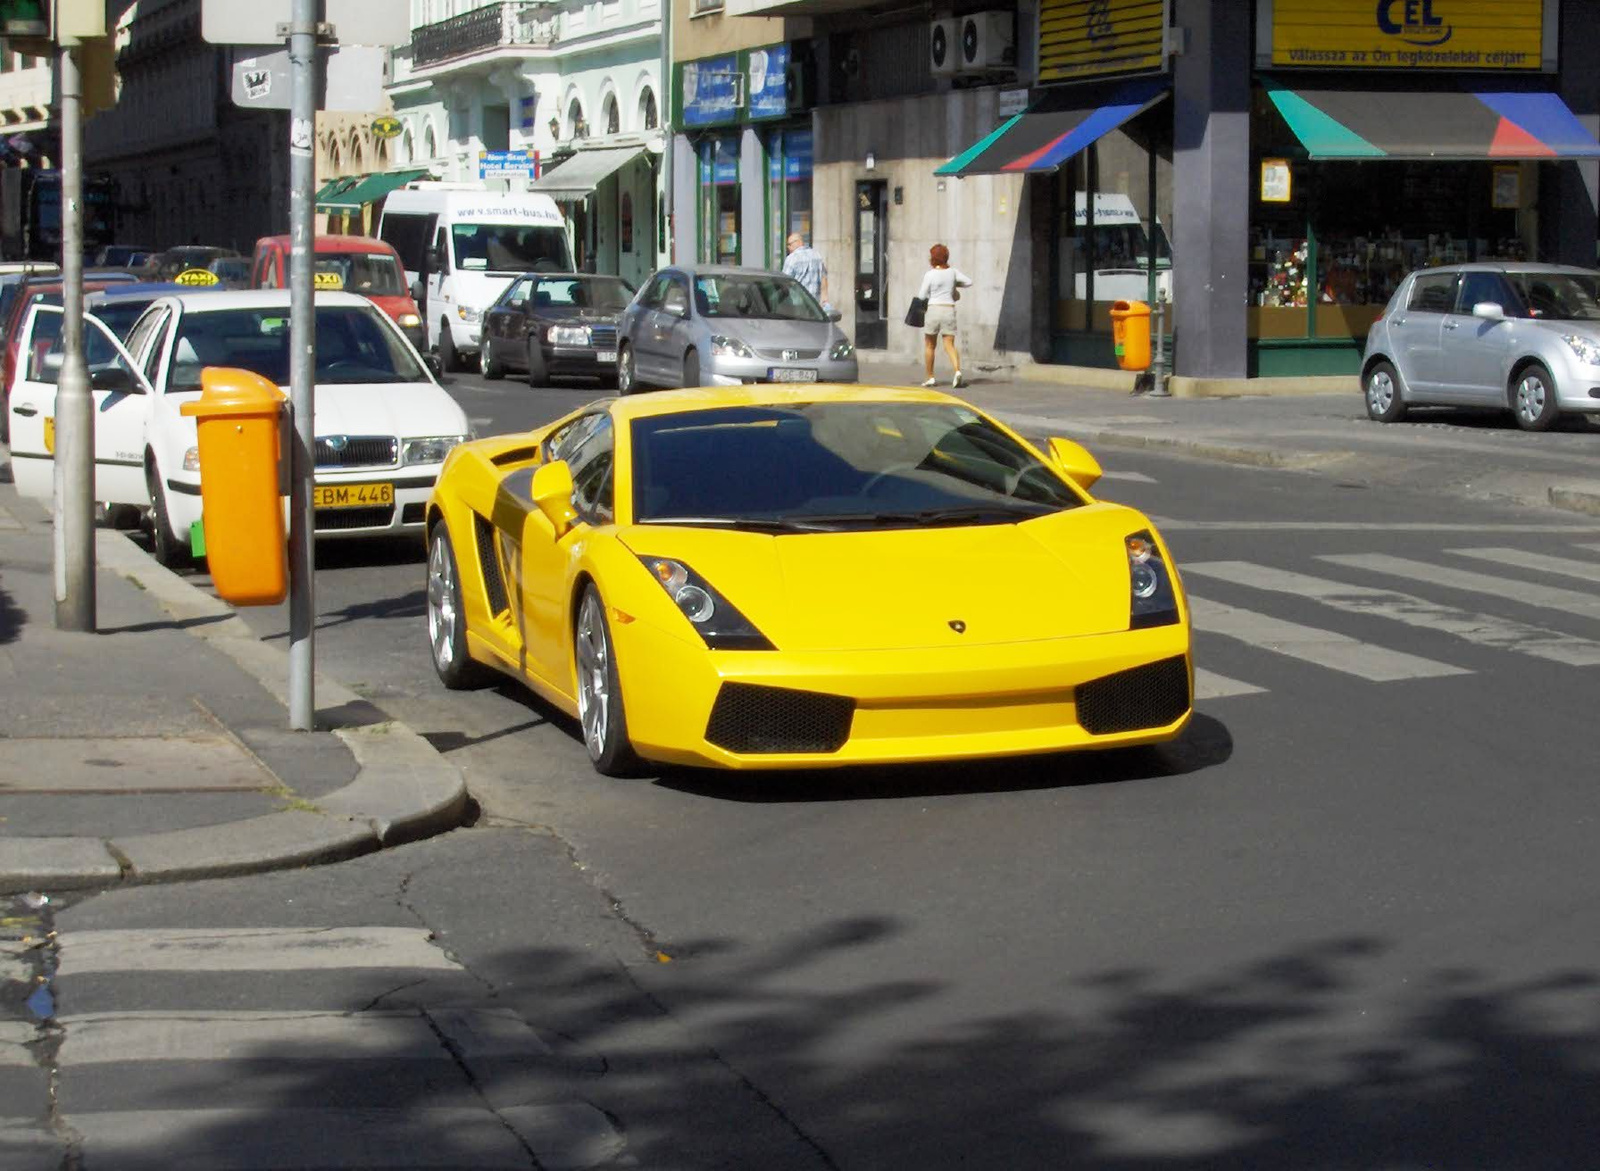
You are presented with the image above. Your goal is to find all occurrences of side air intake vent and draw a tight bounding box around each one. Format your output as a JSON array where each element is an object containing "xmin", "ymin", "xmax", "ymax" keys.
[
  {"xmin": 1076, "ymin": 656, "xmax": 1190, "ymax": 735},
  {"xmin": 705, "ymin": 683, "xmax": 854, "ymax": 754},
  {"xmin": 474, "ymin": 514, "xmax": 508, "ymax": 615}
]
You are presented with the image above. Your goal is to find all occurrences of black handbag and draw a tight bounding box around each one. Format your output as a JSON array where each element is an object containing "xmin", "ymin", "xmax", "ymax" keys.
[{"xmin": 905, "ymin": 296, "xmax": 928, "ymax": 328}]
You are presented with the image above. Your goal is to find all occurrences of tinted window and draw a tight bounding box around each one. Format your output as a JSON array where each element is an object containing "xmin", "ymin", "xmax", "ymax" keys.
[
  {"xmin": 1505, "ymin": 271, "xmax": 1600, "ymax": 321},
  {"xmin": 638, "ymin": 274, "xmax": 671, "ymax": 309},
  {"xmin": 693, "ymin": 273, "xmax": 824, "ymax": 321},
  {"xmin": 312, "ymin": 251, "xmax": 406, "ymax": 295},
  {"xmin": 630, "ymin": 403, "xmax": 1082, "ymax": 531},
  {"xmin": 450, "ymin": 224, "xmax": 571, "ymax": 274},
  {"xmin": 497, "ymin": 276, "xmax": 535, "ymax": 309},
  {"xmin": 1407, "ymin": 273, "xmax": 1458, "ymax": 313},
  {"xmin": 1455, "ymin": 272, "xmax": 1516, "ymax": 315},
  {"xmin": 166, "ymin": 305, "xmax": 428, "ymax": 390},
  {"xmin": 557, "ymin": 413, "xmax": 614, "ymax": 524},
  {"xmin": 533, "ymin": 277, "xmax": 634, "ymax": 313},
  {"xmin": 379, "ymin": 212, "xmax": 435, "ymax": 273},
  {"xmin": 29, "ymin": 312, "xmax": 136, "ymax": 387},
  {"xmin": 91, "ymin": 298, "xmax": 158, "ymax": 339}
]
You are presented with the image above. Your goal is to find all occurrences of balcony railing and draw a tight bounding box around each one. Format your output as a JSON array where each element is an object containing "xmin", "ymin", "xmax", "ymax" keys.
[{"xmin": 412, "ymin": 2, "xmax": 557, "ymax": 70}]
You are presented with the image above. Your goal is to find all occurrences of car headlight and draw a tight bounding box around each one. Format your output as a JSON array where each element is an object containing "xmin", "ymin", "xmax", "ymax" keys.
[
  {"xmin": 638, "ymin": 556, "xmax": 773, "ymax": 649},
  {"xmin": 709, "ymin": 334, "xmax": 754, "ymax": 359},
  {"xmin": 830, "ymin": 337, "xmax": 855, "ymax": 360},
  {"xmin": 457, "ymin": 306, "xmax": 481, "ymax": 323},
  {"xmin": 402, "ymin": 434, "xmax": 468, "ymax": 465},
  {"xmin": 183, "ymin": 445, "xmax": 200, "ymax": 472},
  {"xmin": 398, "ymin": 312, "xmax": 421, "ymax": 329},
  {"xmin": 547, "ymin": 324, "xmax": 591, "ymax": 346},
  {"xmin": 1126, "ymin": 529, "xmax": 1179, "ymax": 629},
  {"xmin": 1562, "ymin": 334, "xmax": 1600, "ymax": 365}
]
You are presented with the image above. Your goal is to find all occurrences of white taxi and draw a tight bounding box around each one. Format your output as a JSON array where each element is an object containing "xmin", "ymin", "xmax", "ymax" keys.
[{"xmin": 6, "ymin": 289, "xmax": 471, "ymax": 566}]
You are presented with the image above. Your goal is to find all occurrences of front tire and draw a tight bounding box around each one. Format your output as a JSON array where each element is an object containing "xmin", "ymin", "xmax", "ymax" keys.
[
  {"xmin": 482, "ymin": 339, "xmax": 505, "ymax": 380},
  {"xmin": 526, "ymin": 338, "xmax": 547, "ymax": 388},
  {"xmin": 574, "ymin": 585, "xmax": 642, "ymax": 777},
  {"xmin": 145, "ymin": 464, "xmax": 191, "ymax": 569},
  {"xmin": 1364, "ymin": 360, "xmax": 1406, "ymax": 423},
  {"xmin": 426, "ymin": 519, "xmax": 492, "ymax": 689},
  {"xmin": 1511, "ymin": 363, "xmax": 1560, "ymax": 431},
  {"xmin": 438, "ymin": 321, "xmax": 461, "ymax": 374},
  {"xmin": 617, "ymin": 343, "xmax": 641, "ymax": 394},
  {"xmin": 682, "ymin": 348, "xmax": 701, "ymax": 388}
]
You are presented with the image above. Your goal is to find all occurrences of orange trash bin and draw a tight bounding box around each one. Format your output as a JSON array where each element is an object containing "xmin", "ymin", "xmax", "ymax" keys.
[
  {"xmin": 179, "ymin": 367, "xmax": 289, "ymax": 606},
  {"xmin": 1110, "ymin": 300, "xmax": 1152, "ymax": 371}
]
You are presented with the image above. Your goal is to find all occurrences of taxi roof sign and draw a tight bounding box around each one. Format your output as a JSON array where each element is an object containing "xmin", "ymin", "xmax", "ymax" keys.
[{"xmin": 174, "ymin": 268, "xmax": 221, "ymax": 287}]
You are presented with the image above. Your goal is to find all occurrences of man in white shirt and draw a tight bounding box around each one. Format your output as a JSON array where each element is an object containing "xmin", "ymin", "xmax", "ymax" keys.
[{"xmin": 782, "ymin": 233, "xmax": 829, "ymax": 309}]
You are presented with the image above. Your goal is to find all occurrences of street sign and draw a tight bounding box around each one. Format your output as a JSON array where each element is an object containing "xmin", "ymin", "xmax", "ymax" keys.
[
  {"xmin": 370, "ymin": 114, "xmax": 401, "ymax": 140},
  {"xmin": 230, "ymin": 45, "xmax": 386, "ymax": 112},
  {"xmin": 201, "ymin": 0, "xmax": 409, "ymax": 46},
  {"xmin": 479, "ymin": 150, "xmax": 539, "ymax": 179},
  {"xmin": 0, "ymin": 0, "xmax": 48, "ymax": 37}
]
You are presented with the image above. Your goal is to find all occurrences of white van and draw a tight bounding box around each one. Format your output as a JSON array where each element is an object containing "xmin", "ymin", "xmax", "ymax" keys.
[
  {"xmin": 1064, "ymin": 192, "xmax": 1173, "ymax": 304},
  {"xmin": 377, "ymin": 187, "xmax": 572, "ymax": 371}
]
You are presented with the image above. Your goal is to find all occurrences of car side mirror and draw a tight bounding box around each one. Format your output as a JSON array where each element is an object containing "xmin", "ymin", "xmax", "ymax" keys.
[
  {"xmin": 663, "ymin": 293, "xmax": 688, "ymax": 318},
  {"xmin": 1046, "ymin": 436, "xmax": 1103, "ymax": 493},
  {"xmin": 530, "ymin": 459, "xmax": 578, "ymax": 536},
  {"xmin": 1472, "ymin": 301, "xmax": 1506, "ymax": 322},
  {"xmin": 90, "ymin": 366, "xmax": 137, "ymax": 393}
]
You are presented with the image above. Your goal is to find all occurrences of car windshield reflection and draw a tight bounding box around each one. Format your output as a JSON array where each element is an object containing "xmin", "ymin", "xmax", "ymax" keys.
[
  {"xmin": 1506, "ymin": 272, "xmax": 1600, "ymax": 322},
  {"xmin": 693, "ymin": 274, "xmax": 825, "ymax": 322},
  {"xmin": 166, "ymin": 306, "xmax": 430, "ymax": 389}
]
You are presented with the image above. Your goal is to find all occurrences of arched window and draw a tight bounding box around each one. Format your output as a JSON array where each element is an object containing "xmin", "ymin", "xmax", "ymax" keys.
[
  {"xmin": 603, "ymin": 94, "xmax": 619, "ymax": 135},
  {"xmin": 639, "ymin": 88, "xmax": 658, "ymax": 131},
  {"xmin": 424, "ymin": 124, "xmax": 437, "ymax": 159},
  {"xmin": 568, "ymin": 98, "xmax": 586, "ymax": 139},
  {"xmin": 399, "ymin": 127, "xmax": 414, "ymax": 166}
]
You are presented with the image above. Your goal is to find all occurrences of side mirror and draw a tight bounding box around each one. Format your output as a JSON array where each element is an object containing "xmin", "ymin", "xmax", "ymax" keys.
[
  {"xmin": 663, "ymin": 292, "xmax": 688, "ymax": 318},
  {"xmin": 430, "ymin": 248, "xmax": 448, "ymax": 274},
  {"xmin": 410, "ymin": 278, "xmax": 424, "ymax": 300},
  {"xmin": 90, "ymin": 366, "xmax": 137, "ymax": 393},
  {"xmin": 1472, "ymin": 301, "xmax": 1506, "ymax": 321},
  {"xmin": 530, "ymin": 459, "xmax": 578, "ymax": 535},
  {"xmin": 825, "ymin": 308, "xmax": 842, "ymax": 322},
  {"xmin": 1046, "ymin": 436, "xmax": 1103, "ymax": 493}
]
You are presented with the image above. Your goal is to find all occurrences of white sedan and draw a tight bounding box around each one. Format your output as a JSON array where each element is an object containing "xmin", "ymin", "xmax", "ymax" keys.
[{"xmin": 7, "ymin": 289, "xmax": 471, "ymax": 566}]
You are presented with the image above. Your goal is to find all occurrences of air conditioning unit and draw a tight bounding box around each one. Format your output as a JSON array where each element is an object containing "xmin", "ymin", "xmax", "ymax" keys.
[
  {"xmin": 958, "ymin": 11, "xmax": 1016, "ymax": 73},
  {"xmin": 929, "ymin": 18, "xmax": 960, "ymax": 77}
]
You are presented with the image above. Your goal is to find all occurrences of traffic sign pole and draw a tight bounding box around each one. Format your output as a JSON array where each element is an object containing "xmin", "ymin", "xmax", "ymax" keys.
[{"xmin": 286, "ymin": 0, "xmax": 318, "ymax": 730}]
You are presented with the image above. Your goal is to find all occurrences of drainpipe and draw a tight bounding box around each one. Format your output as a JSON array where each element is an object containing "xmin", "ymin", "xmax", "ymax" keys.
[{"xmin": 660, "ymin": 0, "xmax": 674, "ymax": 263}]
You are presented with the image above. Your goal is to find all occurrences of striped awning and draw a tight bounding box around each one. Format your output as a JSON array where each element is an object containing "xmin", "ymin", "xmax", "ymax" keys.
[
  {"xmin": 1263, "ymin": 78, "xmax": 1600, "ymax": 160},
  {"xmin": 316, "ymin": 168, "xmax": 432, "ymax": 213},
  {"xmin": 937, "ymin": 77, "xmax": 1169, "ymax": 177}
]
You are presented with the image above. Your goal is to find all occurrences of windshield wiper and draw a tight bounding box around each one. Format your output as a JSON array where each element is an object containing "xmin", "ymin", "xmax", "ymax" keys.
[
  {"xmin": 638, "ymin": 515, "xmax": 824, "ymax": 533},
  {"xmin": 791, "ymin": 506, "xmax": 1048, "ymax": 529}
]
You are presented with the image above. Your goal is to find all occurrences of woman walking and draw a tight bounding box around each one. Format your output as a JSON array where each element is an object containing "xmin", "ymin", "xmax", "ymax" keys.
[{"xmin": 916, "ymin": 243, "xmax": 974, "ymax": 388}]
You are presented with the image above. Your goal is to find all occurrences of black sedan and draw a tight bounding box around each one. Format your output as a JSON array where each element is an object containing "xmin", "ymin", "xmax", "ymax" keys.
[{"xmin": 480, "ymin": 273, "xmax": 636, "ymax": 387}]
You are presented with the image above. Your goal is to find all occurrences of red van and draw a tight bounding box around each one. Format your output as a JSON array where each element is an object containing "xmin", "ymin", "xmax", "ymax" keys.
[{"xmin": 251, "ymin": 234, "xmax": 426, "ymax": 353}]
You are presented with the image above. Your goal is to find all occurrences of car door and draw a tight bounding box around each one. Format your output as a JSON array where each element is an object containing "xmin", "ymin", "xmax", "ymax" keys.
[
  {"xmin": 493, "ymin": 276, "xmax": 535, "ymax": 366},
  {"xmin": 643, "ymin": 276, "xmax": 691, "ymax": 383},
  {"xmin": 519, "ymin": 410, "xmax": 613, "ymax": 690},
  {"xmin": 1442, "ymin": 271, "xmax": 1518, "ymax": 400},
  {"xmin": 427, "ymin": 225, "xmax": 452, "ymax": 348},
  {"xmin": 7, "ymin": 305, "xmax": 155, "ymax": 506},
  {"xmin": 1388, "ymin": 271, "xmax": 1456, "ymax": 395}
]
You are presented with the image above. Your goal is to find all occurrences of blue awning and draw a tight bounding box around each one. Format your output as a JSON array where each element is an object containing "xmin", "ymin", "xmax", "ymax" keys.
[{"xmin": 937, "ymin": 77, "xmax": 1169, "ymax": 177}]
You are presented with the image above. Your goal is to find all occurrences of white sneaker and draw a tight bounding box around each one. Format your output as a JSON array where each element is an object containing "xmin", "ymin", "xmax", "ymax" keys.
[
  {"xmin": 920, "ymin": 378, "xmax": 937, "ymax": 388},
  {"xmin": 951, "ymin": 370, "xmax": 966, "ymax": 389}
]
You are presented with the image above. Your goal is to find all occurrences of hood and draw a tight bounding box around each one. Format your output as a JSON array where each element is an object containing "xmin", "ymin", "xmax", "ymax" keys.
[
  {"xmin": 310, "ymin": 381, "xmax": 469, "ymax": 442},
  {"xmin": 365, "ymin": 293, "xmax": 420, "ymax": 322},
  {"xmin": 715, "ymin": 317, "xmax": 840, "ymax": 352},
  {"xmin": 619, "ymin": 509, "xmax": 1136, "ymax": 652}
]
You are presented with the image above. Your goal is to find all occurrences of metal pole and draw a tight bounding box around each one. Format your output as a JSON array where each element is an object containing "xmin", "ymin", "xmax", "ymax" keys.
[
  {"xmin": 54, "ymin": 41, "xmax": 93, "ymax": 631},
  {"xmin": 660, "ymin": 0, "xmax": 673, "ymax": 264},
  {"xmin": 286, "ymin": 0, "xmax": 319, "ymax": 729}
]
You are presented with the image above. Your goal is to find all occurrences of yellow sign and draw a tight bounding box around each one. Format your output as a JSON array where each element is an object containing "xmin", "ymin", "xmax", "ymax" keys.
[
  {"xmin": 371, "ymin": 115, "xmax": 402, "ymax": 140},
  {"xmin": 174, "ymin": 268, "xmax": 220, "ymax": 287},
  {"xmin": 313, "ymin": 482, "xmax": 394, "ymax": 508},
  {"xmin": 1268, "ymin": 0, "xmax": 1546, "ymax": 70},
  {"xmin": 313, "ymin": 270, "xmax": 345, "ymax": 290},
  {"xmin": 1261, "ymin": 158, "xmax": 1292, "ymax": 203},
  {"xmin": 1038, "ymin": 0, "xmax": 1167, "ymax": 83},
  {"xmin": 43, "ymin": 416, "xmax": 53, "ymax": 455}
]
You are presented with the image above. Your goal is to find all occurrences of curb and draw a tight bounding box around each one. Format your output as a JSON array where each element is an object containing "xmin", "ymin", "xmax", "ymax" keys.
[
  {"xmin": 1549, "ymin": 483, "xmax": 1600, "ymax": 517},
  {"xmin": 990, "ymin": 410, "xmax": 1352, "ymax": 472},
  {"xmin": 0, "ymin": 532, "xmax": 469, "ymax": 895}
]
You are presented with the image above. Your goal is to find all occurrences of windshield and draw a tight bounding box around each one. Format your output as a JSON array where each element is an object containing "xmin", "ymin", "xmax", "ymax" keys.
[
  {"xmin": 166, "ymin": 305, "xmax": 429, "ymax": 390},
  {"xmin": 450, "ymin": 224, "xmax": 570, "ymax": 274},
  {"xmin": 630, "ymin": 403, "xmax": 1082, "ymax": 531},
  {"xmin": 532, "ymin": 276, "xmax": 634, "ymax": 313},
  {"xmin": 1505, "ymin": 272, "xmax": 1600, "ymax": 322},
  {"xmin": 693, "ymin": 273, "xmax": 825, "ymax": 321},
  {"xmin": 313, "ymin": 251, "xmax": 407, "ymax": 296}
]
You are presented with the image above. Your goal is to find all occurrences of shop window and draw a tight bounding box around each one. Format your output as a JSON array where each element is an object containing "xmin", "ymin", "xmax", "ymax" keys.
[
  {"xmin": 766, "ymin": 128, "xmax": 813, "ymax": 269},
  {"xmin": 698, "ymin": 134, "xmax": 740, "ymax": 265}
]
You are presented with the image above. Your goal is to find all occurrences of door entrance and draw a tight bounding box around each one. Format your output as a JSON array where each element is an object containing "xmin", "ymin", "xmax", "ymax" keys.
[{"xmin": 854, "ymin": 180, "xmax": 887, "ymax": 349}]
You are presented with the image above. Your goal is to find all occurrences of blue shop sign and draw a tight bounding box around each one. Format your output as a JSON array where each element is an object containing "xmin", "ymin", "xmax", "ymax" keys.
[
  {"xmin": 680, "ymin": 55, "xmax": 741, "ymax": 127},
  {"xmin": 746, "ymin": 44, "xmax": 790, "ymax": 120},
  {"xmin": 768, "ymin": 129, "xmax": 813, "ymax": 182}
]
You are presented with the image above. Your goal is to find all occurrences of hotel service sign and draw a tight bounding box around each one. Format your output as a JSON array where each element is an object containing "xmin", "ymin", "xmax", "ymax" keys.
[{"xmin": 1260, "ymin": 0, "xmax": 1555, "ymax": 71}]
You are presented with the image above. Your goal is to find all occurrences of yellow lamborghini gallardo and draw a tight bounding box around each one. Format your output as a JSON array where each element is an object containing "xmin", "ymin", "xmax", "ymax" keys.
[{"xmin": 424, "ymin": 385, "xmax": 1191, "ymax": 775}]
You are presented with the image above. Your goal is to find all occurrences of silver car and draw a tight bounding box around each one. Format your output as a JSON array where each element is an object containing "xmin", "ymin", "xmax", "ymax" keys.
[
  {"xmin": 615, "ymin": 264, "xmax": 858, "ymax": 392},
  {"xmin": 1362, "ymin": 263, "xmax": 1600, "ymax": 431}
]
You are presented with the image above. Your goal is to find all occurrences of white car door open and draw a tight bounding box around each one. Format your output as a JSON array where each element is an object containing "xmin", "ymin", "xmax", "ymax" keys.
[{"xmin": 7, "ymin": 304, "xmax": 156, "ymax": 507}]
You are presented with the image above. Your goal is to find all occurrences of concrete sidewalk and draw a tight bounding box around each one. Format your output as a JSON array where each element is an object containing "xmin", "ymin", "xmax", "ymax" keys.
[
  {"xmin": 0, "ymin": 482, "xmax": 468, "ymax": 895},
  {"xmin": 855, "ymin": 355, "xmax": 1600, "ymax": 517}
]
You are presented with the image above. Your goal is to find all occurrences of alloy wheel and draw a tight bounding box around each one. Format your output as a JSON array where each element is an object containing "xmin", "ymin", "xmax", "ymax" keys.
[
  {"xmin": 575, "ymin": 591, "xmax": 610, "ymax": 759},
  {"xmin": 427, "ymin": 533, "xmax": 458, "ymax": 673}
]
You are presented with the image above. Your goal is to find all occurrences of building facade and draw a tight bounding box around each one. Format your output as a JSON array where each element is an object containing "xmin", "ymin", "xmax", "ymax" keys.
[{"xmin": 0, "ymin": 45, "xmax": 54, "ymax": 167}]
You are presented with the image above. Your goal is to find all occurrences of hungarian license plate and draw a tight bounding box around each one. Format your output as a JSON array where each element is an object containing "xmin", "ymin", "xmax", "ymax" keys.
[
  {"xmin": 596, "ymin": 350, "xmax": 617, "ymax": 363},
  {"xmin": 770, "ymin": 367, "xmax": 819, "ymax": 382},
  {"xmin": 313, "ymin": 482, "xmax": 394, "ymax": 508}
]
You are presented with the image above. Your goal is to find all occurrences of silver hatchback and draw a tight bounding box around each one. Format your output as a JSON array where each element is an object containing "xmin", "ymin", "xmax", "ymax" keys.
[
  {"xmin": 615, "ymin": 264, "xmax": 858, "ymax": 392},
  {"xmin": 1362, "ymin": 263, "xmax": 1600, "ymax": 431}
]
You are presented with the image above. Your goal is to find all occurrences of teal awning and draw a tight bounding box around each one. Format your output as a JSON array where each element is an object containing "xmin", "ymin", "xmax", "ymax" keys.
[{"xmin": 317, "ymin": 168, "xmax": 431, "ymax": 212}]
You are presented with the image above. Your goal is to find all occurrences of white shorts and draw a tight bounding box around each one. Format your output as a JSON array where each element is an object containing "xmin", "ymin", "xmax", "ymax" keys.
[{"xmin": 923, "ymin": 304, "xmax": 958, "ymax": 338}]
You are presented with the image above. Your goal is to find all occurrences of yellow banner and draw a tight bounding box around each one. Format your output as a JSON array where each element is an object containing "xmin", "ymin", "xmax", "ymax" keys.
[
  {"xmin": 1038, "ymin": 0, "xmax": 1166, "ymax": 83},
  {"xmin": 1270, "ymin": 0, "xmax": 1545, "ymax": 70}
]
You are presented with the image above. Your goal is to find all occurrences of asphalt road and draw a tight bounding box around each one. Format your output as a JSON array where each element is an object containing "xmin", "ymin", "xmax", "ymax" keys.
[{"xmin": 47, "ymin": 367, "xmax": 1600, "ymax": 1168}]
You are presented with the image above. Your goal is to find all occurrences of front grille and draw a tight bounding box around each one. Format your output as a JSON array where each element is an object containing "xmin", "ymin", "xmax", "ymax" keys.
[
  {"xmin": 705, "ymin": 682, "xmax": 854, "ymax": 755},
  {"xmin": 316, "ymin": 435, "xmax": 398, "ymax": 469},
  {"xmin": 589, "ymin": 325, "xmax": 618, "ymax": 348},
  {"xmin": 1076, "ymin": 656, "xmax": 1190, "ymax": 736},
  {"xmin": 474, "ymin": 513, "xmax": 508, "ymax": 615},
  {"xmin": 315, "ymin": 506, "xmax": 393, "ymax": 531},
  {"xmin": 756, "ymin": 347, "xmax": 821, "ymax": 361}
]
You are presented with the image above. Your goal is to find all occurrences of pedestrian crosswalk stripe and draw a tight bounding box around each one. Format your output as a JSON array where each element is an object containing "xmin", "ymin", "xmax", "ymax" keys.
[
  {"xmin": 1449, "ymin": 547, "xmax": 1600, "ymax": 585},
  {"xmin": 1187, "ymin": 561, "xmax": 1600, "ymax": 667},
  {"xmin": 1193, "ymin": 669, "xmax": 1265, "ymax": 700},
  {"xmin": 1321, "ymin": 554, "xmax": 1600, "ymax": 622},
  {"xmin": 1188, "ymin": 596, "xmax": 1468, "ymax": 681},
  {"xmin": 1099, "ymin": 470, "xmax": 1156, "ymax": 483},
  {"xmin": 58, "ymin": 927, "xmax": 458, "ymax": 975}
]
